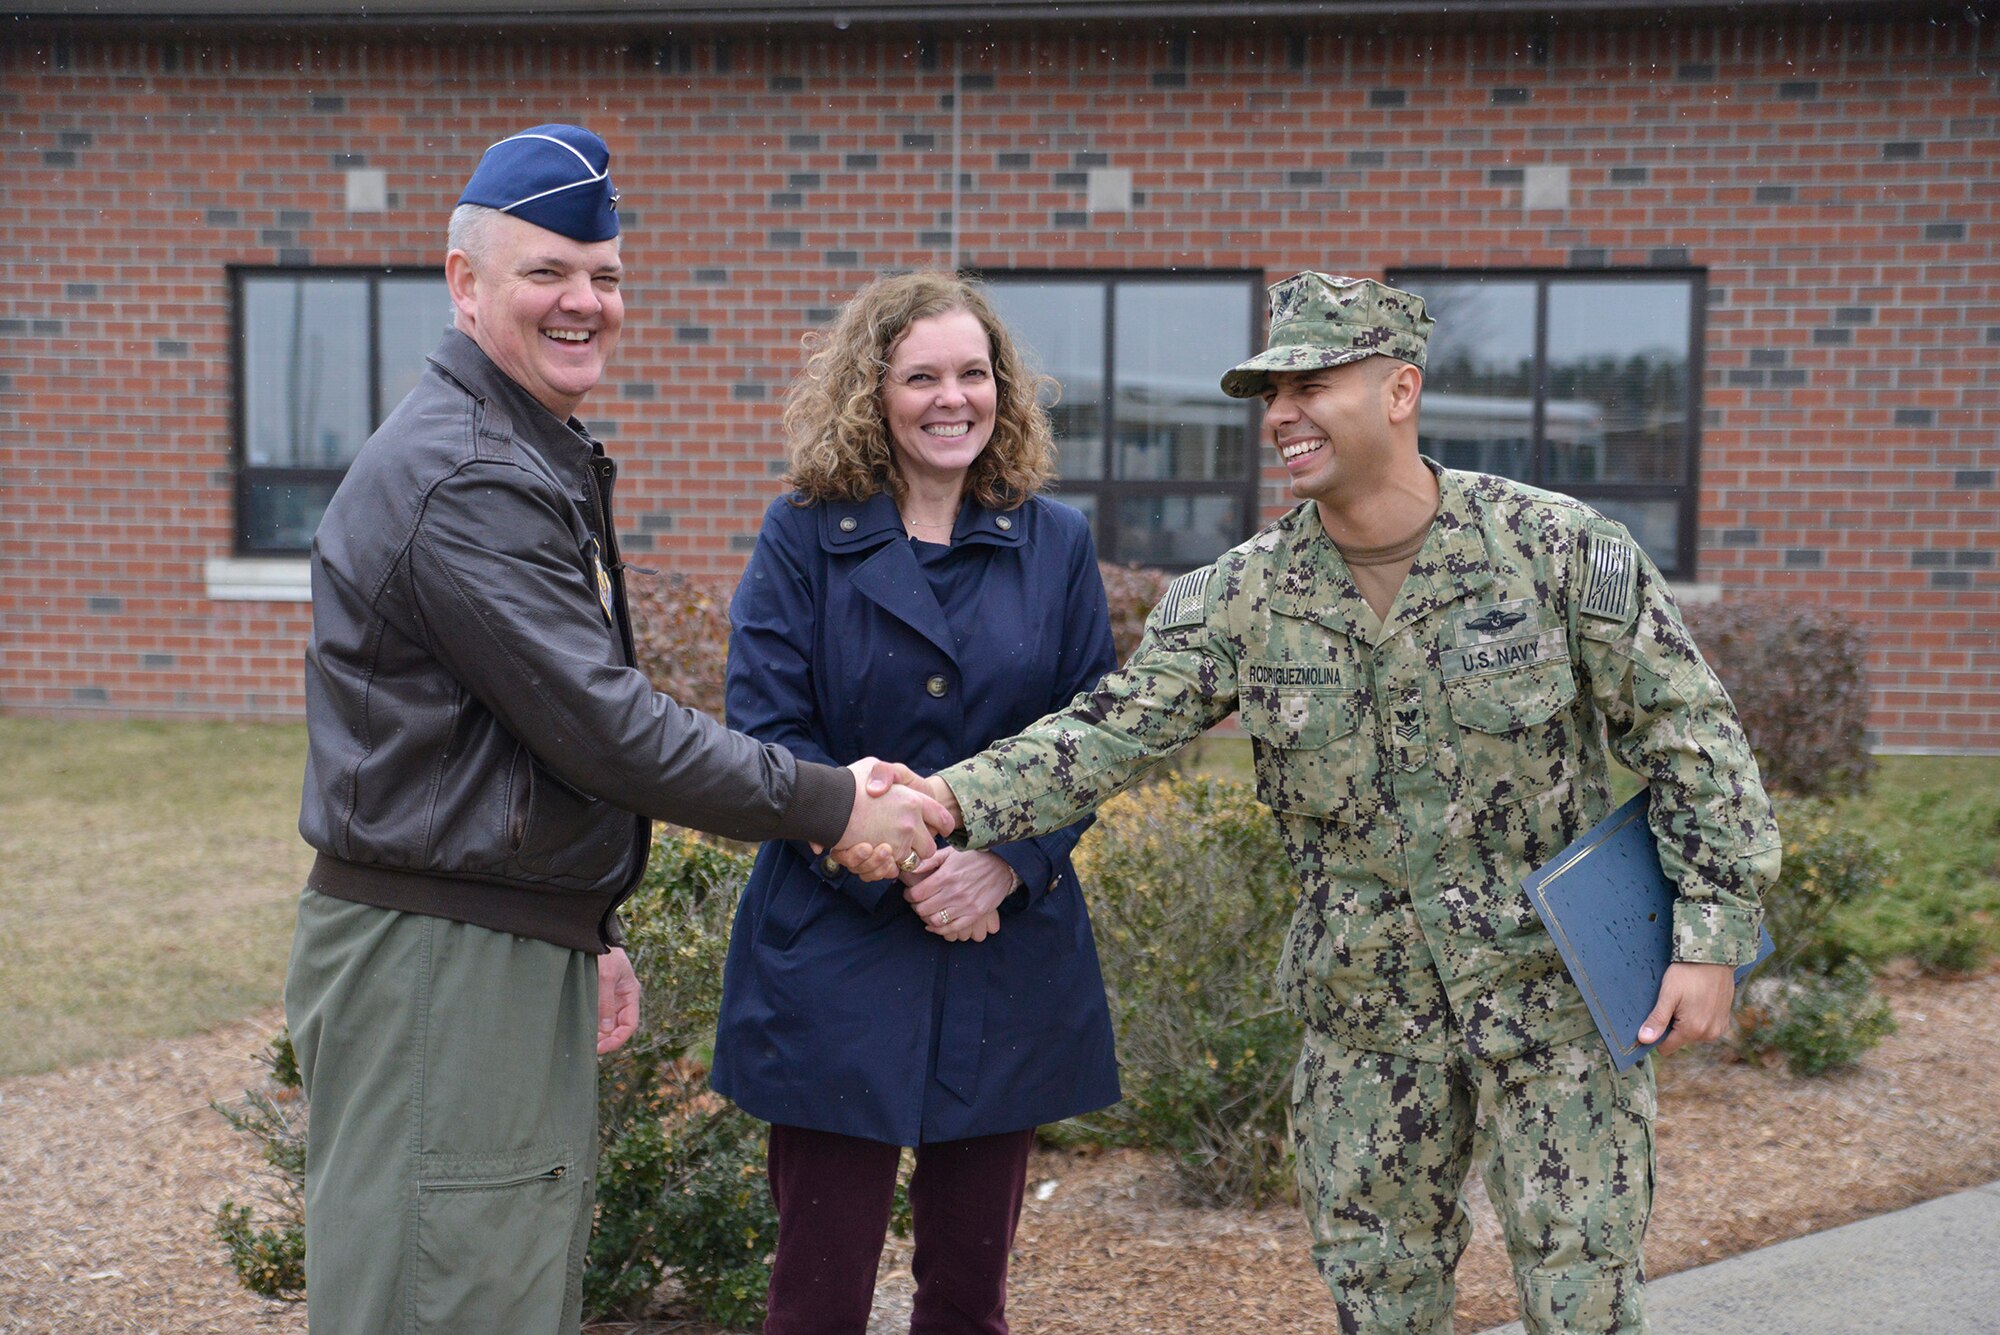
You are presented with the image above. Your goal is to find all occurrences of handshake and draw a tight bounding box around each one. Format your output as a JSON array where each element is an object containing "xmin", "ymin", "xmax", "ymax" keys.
[{"xmin": 820, "ymin": 759, "xmax": 1001, "ymax": 943}]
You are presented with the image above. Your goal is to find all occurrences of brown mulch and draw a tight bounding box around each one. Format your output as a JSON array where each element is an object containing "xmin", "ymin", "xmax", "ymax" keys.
[{"xmin": 3, "ymin": 967, "xmax": 1997, "ymax": 1335}]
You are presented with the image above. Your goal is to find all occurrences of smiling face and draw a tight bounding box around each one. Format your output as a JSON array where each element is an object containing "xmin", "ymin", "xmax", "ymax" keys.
[
  {"xmin": 1260, "ymin": 357, "xmax": 1410, "ymax": 506},
  {"xmin": 880, "ymin": 309, "xmax": 998, "ymax": 493},
  {"xmin": 446, "ymin": 210, "xmax": 624, "ymax": 420}
]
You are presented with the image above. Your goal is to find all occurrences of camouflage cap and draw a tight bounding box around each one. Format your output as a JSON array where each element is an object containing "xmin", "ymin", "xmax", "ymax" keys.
[{"xmin": 1220, "ymin": 272, "xmax": 1434, "ymax": 398}]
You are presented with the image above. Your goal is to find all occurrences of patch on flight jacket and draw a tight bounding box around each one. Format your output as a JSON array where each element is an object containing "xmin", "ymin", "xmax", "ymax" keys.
[{"xmin": 586, "ymin": 536, "xmax": 616, "ymax": 627}]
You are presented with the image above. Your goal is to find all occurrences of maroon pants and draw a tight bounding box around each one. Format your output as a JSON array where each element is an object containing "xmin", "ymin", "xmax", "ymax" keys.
[{"xmin": 763, "ymin": 1123, "xmax": 1036, "ymax": 1335}]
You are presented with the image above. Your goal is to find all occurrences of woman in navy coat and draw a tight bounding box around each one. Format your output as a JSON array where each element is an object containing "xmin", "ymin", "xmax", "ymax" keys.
[{"xmin": 712, "ymin": 272, "xmax": 1120, "ymax": 1335}]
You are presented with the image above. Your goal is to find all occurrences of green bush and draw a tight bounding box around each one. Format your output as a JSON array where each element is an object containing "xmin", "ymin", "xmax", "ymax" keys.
[
  {"xmin": 1070, "ymin": 774, "xmax": 1302, "ymax": 1207},
  {"xmin": 1760, "ymin": 797, "xmax": 1898, "ymax": 977},
  {"xmin": 1682, "ymin": 600, "xmax": 1874, "ymax": 799},
  {"xmin": 1730, "ymin": 799, "xmax": 1901, "ymax": 1075},
  {"xmin": 1907, "ymin": 891, "xmax": 1989, "ymax": 977},
  {"xmin": 215, "ymin": 831, "xmax": 775, "ymax": 1326},
  {"xmin": 1741, "ymin": 961, "xmax": 1898, "ymax": 1077},
  {"xmin": 211, "ymin": 1033, "xmax": 306, "ymax": 1302},
  {"xmin": 587, "ymin": 830, "xmax": 776, "ymax": 1325}
]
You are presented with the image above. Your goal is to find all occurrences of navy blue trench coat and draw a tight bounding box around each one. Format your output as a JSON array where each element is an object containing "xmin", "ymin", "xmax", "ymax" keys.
[{"xmin": 711, "ymin": 491, "xmax": 1122, "ymax": 1146}]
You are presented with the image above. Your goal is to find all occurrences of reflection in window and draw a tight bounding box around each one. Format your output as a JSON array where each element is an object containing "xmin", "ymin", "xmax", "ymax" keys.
[
  {"xmin": 992, "ymin": 281, "xmax": 1105, "ymax": 479},
  {"xmin": 1546, "ymin": 281, "xmax": 1690, "ymax": 487},
  {"xmin": 988, "ymin": 275, "xmax": 1259, "ymax": 568},
  {"xmin": 235, "ymin": 270, "xmax": 452, "ymax": 554},
  {"xmin": 1397, "ymin": 271, "xmax": 1701, "ymax": 576},
  {"xmin": 242, "ymin": 278, "xmax": 371, "ymax": 468}
]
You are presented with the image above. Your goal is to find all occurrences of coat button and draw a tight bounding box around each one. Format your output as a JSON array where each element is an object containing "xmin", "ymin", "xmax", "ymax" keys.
[
  {"xmin": 995, "ymin": 514, "xmax": 1013, "ymax": 530},
  {"xmin": 820, "ymin": 854, "xmax": 842, "ymax": 876},
  {"xmin": 925, "ymin": 674, "xmax": 949, "ymax": 698},
  {"xmin": 838, "ymin": 516, "xmax": 858, "ymax": 532}
]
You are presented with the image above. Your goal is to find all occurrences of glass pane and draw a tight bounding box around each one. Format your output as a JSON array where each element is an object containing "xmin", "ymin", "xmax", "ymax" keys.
[
  {"xmin": 986, "ymin": 281, "xmax": 1106, "ymax": 479},
  {"xmin": 1047, "ymin": 491, "xmax": 1097, "ymax": 529},
  {"xmin": 1402, "ymin": 278, "xmax": 1538, "ymax": 479},
  {"xmin": 241, "ymin": 275, "xmax": 372, "ymax": 468},
  {"xmin": 1546, "ymin": 280, "xmax": 1691, "ymax": 487},
  {"xmin": 1114, "ymin": 492, "xmax": 1243, "ymax": 569},
  {"xmin": 1578, "ymin": 496, "xmax": 1682, "ymax": 576},
  {"xmin": 1112, "ymin": 282, "xmax": 1253, "ymax": 481},
  {"xmin": 242, "ymin": 476, "xmax": 343, "ymax": 553},
  {"xmin": 377, "ymin": 276, "xmax": 453, "ymax": 417}
]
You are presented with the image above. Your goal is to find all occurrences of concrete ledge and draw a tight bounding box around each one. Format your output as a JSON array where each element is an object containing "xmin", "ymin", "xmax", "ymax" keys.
[{"xmin": 204, "ymin": 557, "xmax": 310, "ymax": 602}]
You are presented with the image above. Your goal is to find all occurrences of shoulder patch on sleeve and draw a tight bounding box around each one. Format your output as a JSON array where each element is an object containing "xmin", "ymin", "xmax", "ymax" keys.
[
  {"xmin": 1580, "ymin": 527, "xmax": 1636, "ymax": 623},
  {"xmin": 1153, "ymin": 565, "xmax": 1214, "ymax": 630}
]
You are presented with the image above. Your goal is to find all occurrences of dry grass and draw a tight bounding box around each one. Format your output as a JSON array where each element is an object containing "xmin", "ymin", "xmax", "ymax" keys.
[{"xmin": 0, "ymin": 719, "xmax": 311, "ymax": 1077}]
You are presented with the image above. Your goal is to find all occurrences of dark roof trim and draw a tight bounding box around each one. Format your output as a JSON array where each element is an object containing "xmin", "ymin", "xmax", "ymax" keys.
[{"xmin": 7, "ymin": 0, "xmax": 1959, "ymax": 24}]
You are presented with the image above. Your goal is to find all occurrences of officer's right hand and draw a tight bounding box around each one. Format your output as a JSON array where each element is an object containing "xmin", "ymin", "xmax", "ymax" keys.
[{"xmin": 826, "ymin": 757, "xmax": 955, "ymax": 879}]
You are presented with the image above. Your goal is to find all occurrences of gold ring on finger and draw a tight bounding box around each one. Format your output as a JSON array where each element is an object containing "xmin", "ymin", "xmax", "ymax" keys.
[{"xmin": 900, "ymin": 852, "xmax": 922, "ymax": 873}]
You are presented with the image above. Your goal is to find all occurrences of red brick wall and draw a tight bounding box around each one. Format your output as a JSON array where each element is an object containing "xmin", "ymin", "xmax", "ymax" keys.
[{"xmin": 2, "ymin": 17, "xmax": 1994, "ymax": 748}]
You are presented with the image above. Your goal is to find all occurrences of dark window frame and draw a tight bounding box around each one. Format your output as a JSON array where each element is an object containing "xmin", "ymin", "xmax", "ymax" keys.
[
  {"xmin": 229, "ymin": 263, "xmax": 445, "ymax": 556},
  {"xmin": 1390, "ymin": 266, "xmax": 1706, "ymax": 579},
  {"xmin": 978, "ymin": 268, "xmax": 1266, "ymax": 570}
]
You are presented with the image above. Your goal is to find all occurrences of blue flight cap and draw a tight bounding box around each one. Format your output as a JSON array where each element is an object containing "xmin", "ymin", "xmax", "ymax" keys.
[{"xmin": 456, "ymin": 124, "xmax": 620, "ymax": 242}]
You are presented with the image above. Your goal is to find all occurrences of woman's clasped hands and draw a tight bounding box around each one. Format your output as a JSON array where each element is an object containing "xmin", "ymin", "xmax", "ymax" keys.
[{"xmin": 899, "ymin": 846, "xmax": 1014, "ymax": 942}]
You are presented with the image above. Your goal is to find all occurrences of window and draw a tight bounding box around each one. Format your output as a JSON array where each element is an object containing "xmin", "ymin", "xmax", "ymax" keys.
[
  {"xmin": 985, "ymin": 273, "xmax": 1263, "ymax": 569},
  {"xmin": 233, "ymin": 268, "xmax": 453, "ymax": 554},
  {"xmin": 1391, "ymin": 270, "xmax": 1703, "ymax": 577}
]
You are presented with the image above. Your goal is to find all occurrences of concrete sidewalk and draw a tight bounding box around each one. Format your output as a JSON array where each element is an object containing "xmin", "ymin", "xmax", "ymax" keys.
[{"xmin": 1476, "ymin": 1179, "xmax": 2000, "ymax": 1334}]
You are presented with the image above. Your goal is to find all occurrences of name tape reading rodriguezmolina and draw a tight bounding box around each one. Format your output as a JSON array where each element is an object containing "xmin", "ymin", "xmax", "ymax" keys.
[{"xmin": 1243, "ymin": 663, "xmax": 1347, "ymax": 687}]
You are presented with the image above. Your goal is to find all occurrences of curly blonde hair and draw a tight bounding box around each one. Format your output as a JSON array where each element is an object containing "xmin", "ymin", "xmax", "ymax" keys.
[{"xmin": 783, "ymin": 271, "xmax": 1058, "ymax": 508}]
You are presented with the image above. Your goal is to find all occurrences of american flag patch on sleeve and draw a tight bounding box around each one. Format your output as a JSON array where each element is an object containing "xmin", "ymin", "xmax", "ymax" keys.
[
  {"xmin": 1581, "ymin": 529, "xmax": 1636, "ymax": 623},
  {"xmin": 1154, "ymin": 566, "xmax": 1214, "ymax": 630}
]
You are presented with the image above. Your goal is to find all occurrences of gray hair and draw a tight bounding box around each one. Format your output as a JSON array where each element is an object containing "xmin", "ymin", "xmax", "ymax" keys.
[{"xmin": 447, "ymin": 203, "xmax": 506, "ymax": 266}]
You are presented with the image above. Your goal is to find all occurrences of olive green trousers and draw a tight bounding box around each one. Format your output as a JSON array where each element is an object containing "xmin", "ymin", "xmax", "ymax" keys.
[{"xmin": 285, "ymin": 888, "xmax": 599, "ymax": 1334}]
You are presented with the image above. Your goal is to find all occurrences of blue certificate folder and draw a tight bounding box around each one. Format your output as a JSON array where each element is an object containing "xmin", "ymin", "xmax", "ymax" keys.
[{"xmin": 1525, "ymin": 790, "xmax": 1775, "ymax": 1071}]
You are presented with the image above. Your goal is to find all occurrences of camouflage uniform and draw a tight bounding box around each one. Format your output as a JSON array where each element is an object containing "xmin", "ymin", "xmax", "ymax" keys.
[{"xmin": 941, "ymin": 273, "xmax": 1779, "ymax": 1335}]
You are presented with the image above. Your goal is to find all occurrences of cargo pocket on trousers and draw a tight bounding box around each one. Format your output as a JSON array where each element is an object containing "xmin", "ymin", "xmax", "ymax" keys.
[{"xmin": 414, "ymin": 1151, "xmax": 583, "ymax": 1331}]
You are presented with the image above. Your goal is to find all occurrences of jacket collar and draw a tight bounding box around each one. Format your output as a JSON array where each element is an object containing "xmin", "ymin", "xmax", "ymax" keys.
[
  {"xmin": 1267, "ymin": 458, "xmax": 1495, "ymax": 645},
  {"xmin": 1386, "ymin": 462, "xmax": 1497, "ymax": 639},
  {"xmin": 816, "ymin": 489, "xmax": 1029, "ymax": 555},
  {"xmin": 816, "ymin": 490, "xmax": 1029, "ymax": 664},
  {"xmin": 427, "ymin": 328, "xmax": 602, "ymax": 476}
]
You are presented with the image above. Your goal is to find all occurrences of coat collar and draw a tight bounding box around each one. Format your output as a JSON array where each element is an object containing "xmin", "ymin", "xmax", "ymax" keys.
[
  {"xmin": 816, "ymin": 490, "xmax": 1029, "ymax": 556},
  {"xmin": 1266, "ymin": 459, "xmax": 1495, "ymax": 645},
  {"xmin": 816, "ymin": 491, "xmax": 1030, "ymax": 664}
]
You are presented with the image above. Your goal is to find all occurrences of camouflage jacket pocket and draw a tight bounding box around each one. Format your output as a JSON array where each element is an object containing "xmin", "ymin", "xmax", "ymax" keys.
[
  {"xmin": 1444, "ymin": 654, "xmax": 1576, "ymax": 731},
  {"xmin": 1239, "ymin": 678, "xmax": 1376, "ymax": 824},
  {"xmin": 1442, "ymin": 654, "xmax": 1580, "ymax": 807}
]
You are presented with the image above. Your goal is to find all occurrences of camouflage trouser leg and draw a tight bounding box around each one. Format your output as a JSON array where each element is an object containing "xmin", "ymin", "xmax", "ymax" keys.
[
  {"xmin": 1290, "ymin": 1028, "xmax": 1655, "ymax": 1335},
  {"xmin": 1289, "ymin": 1028, "xmax": 1478, "ymax": 1335},
  {"xmin": 1477, "ymin": 1035, "xmax": 1655, "ymax": 1335}
]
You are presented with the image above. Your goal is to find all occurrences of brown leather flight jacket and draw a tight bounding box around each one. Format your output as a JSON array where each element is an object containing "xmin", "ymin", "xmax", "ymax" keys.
[{"xmin": 299, "ymin": 330, "xmax": 852, "ymax": 951}]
